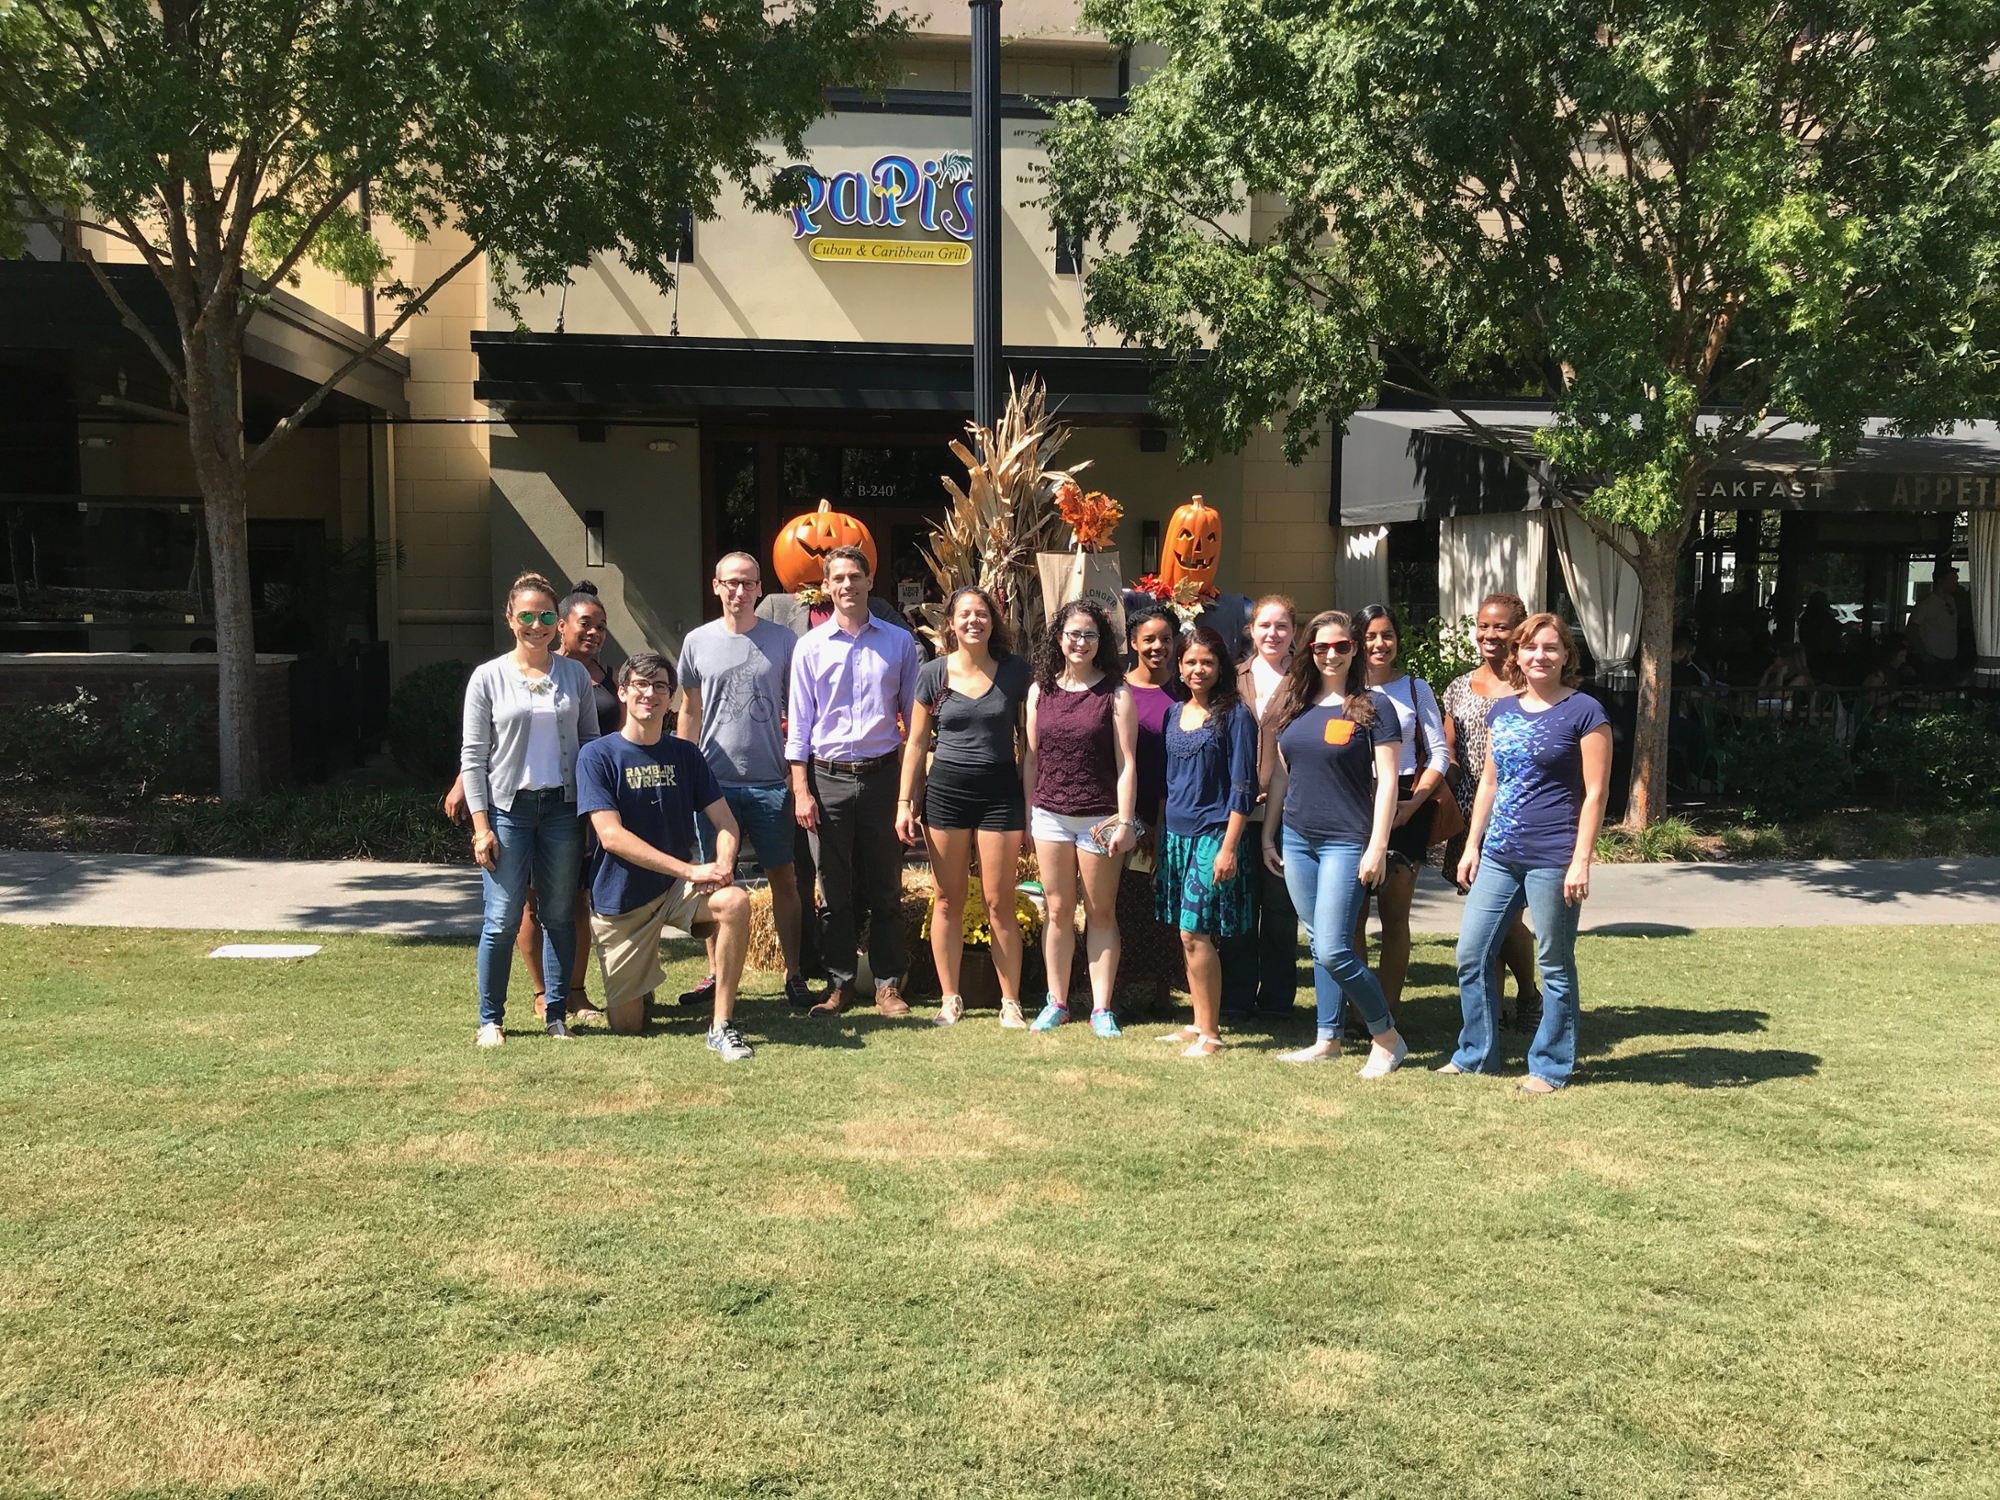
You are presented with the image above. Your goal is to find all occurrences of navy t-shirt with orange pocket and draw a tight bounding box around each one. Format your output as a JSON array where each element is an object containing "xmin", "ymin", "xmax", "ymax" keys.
[{"xmin": 1275, "ymin": 693, "xmax": 1402, "ymax": 845}]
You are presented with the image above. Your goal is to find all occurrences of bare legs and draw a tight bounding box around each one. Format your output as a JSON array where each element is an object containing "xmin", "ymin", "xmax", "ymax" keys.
[
  {"xmin": 1354, "ymin": 860, "xmax": 1418, "ymax": 1007},
  {"xmin": 517, "ymin": 889, "xmax": 594, "ymax": 1014},
  {"xmin": 1036, "ymin": 840, "xmax": 1123, "ymax": 1012},
  {"xmin": 926, "ymin": 826, "xmax": 1026, "ymax": 1004},
  {"xmin": 1500, "ymin": 912, "xmax": 1541, "ymax": 1009},
  {"xmin": 1181, "ymin": 930, "xmax": 1221, "ymax": 1043}
]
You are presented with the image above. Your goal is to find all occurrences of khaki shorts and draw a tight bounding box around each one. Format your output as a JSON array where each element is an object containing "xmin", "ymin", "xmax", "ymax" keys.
[{"xmin": 590, "ymin": 882, "xmax": 715, "ymax": 1011}]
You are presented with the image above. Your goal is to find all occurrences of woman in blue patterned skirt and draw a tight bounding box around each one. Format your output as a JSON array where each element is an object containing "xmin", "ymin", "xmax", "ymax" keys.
[{"xmin": 1154, "ymin": 626, "xmax": 1259, "ymax": 1057}]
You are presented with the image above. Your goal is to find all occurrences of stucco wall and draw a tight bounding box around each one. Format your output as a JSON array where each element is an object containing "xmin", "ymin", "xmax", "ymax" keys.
[{"xmin": 488, "ymin": 424, "xmax": 704, "ymax": 667}]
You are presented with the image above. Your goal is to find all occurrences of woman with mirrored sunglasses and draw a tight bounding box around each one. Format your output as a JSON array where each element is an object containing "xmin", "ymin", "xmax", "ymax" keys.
[{"xmin": 459, "ymin": 570, "xmax": 603, "ymax": 1047}]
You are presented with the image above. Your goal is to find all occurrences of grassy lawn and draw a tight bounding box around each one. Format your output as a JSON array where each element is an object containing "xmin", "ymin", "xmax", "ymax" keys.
[{"xmin": 3, "ymin": 925, "xmax": 1997, "ymax": 1499}]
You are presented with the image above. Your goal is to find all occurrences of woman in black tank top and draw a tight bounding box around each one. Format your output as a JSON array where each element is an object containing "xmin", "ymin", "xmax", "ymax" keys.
[{"xmin": 897, "ymin": 588, "xmax": 1031, "ymax": 1027}]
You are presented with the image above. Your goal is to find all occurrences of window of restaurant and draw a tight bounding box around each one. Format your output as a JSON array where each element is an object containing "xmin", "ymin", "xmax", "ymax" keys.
[
  {"xmin": 701, "ymin": 429, "xmax": 957, "ymax": 619},
  {"xmin": 1680, "ymin": 508, "xmax": 1968, "ymax": 685},
  {"xmin": 1, "ymin": 495, "xmax": 209, "ymax": 650}
]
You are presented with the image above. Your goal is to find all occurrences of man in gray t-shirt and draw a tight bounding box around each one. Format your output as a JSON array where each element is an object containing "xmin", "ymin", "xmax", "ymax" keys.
[
  {"xmin": 676, "ymin": 553, "xmax": 808, "ymax": 1005},
  {"xmin": 679, "ymin": 615, "xmax": 795, "ymax": 787}
]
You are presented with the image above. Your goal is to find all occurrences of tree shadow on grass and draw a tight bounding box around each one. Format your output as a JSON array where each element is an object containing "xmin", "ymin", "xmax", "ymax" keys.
[{"xmin": 1587, "ymin": 1045, "xmax": 1820, "ymax": 1089}]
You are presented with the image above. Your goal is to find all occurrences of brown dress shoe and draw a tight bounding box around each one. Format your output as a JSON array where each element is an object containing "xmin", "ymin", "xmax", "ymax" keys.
[
  {"xmin": 808, "ymin": 986, "xmax": 852, "ymax": 1018},
  {"xmin": 874, "ymin": 983, "xmax": 909, "ymax": 1018}
]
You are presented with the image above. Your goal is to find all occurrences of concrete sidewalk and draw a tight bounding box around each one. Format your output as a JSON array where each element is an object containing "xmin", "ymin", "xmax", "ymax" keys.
[
  {"xmin": 2, "ymin": 849, "xmax": 1999, "ymax": 938},
  {"xmin": 1407, "ymin": 857, "xmax": 2000, "ymax": 934},
  {"xmin": 0, "ymin": 850, "xmax": 485, "ymax": 937}
]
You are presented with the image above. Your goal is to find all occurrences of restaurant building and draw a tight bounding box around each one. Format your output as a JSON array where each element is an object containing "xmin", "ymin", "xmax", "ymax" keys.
[{"xmin": 3, "ymin": 0, "xmax": 1993, "ymax": 702}]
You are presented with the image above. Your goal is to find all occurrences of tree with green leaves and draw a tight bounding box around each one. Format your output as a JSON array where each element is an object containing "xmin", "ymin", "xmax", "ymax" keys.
[
  {"xmin": 1044, "ymin": 0, "xmax": 2000, "ymax": 825},
  {"xmin": 0, "ymin": 0, "xmax": 899, "ymax": 797}
]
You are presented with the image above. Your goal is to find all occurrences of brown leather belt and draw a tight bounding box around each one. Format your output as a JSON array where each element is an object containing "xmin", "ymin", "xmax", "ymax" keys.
[{"xmin": 809, "ymin": 750, "xmax": 900, "ymax": 777}]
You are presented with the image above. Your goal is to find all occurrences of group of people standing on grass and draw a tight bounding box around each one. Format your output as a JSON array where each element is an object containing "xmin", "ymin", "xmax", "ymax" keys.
[{"xmin": 457, "ymin": 550, "xmax": 1612, "ymax": 1091}]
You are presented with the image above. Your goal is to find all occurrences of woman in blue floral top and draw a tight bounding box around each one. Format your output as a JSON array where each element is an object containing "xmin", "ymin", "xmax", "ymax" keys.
[{"xmin": 1449, "ymin": 613, "xmax": 1612, "ymax": 1091}]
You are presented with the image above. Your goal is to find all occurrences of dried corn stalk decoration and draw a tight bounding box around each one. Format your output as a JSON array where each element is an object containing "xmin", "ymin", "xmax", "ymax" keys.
[{"xmin": 918, "ymin": 374, "xmax": 1091, "ymax": 652}]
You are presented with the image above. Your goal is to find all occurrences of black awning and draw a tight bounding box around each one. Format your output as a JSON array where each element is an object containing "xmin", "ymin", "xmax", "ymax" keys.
[
  {"xmin": 470, "ymin": 333, "xmax": 1178, "ymax": 420},
  {"xmin": 0, "ymin": 260, "xmax": 409, "ymax": 419},
  {"xmin": 1337, "ymin": 407, "xmax": 2000, "ymax": 525}
]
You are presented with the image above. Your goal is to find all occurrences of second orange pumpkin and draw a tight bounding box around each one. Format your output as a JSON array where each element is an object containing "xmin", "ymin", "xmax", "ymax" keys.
[{"xmin": 1158, "ymin": 495, "xmax": 1222, "ymax": 591}]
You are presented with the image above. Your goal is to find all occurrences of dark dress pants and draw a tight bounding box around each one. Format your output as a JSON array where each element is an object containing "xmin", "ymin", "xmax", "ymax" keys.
[
  {"xmin": 1221, "ymin": 860, "xmax": 1301, "ymax": 1018},
  {"xmin": 807, "ymin": 762, "xmax": 907, "ymax": 991},
  {"xmin": 793, "ymin": 823, "xmax": 826, "ymax": 980}
]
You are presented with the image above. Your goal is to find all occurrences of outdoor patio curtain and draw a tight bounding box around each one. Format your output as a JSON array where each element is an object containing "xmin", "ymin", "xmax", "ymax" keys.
[
  {"xmin": 1335, "ymin": 525, "xmax": 1391, "ymax": 614},
  {"xmin": 1438, "ymin": 512, "xmax": 1547, "ymax": 627},
  {"xmin": 1552, "ymin": 508, "xmax": 1642, "ymax": 673},
  {"xmin": 1973, "ymin": 511, "xmax": 2000, "ymax": 678}
]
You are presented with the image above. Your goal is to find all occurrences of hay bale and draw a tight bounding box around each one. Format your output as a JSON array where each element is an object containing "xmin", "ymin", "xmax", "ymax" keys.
[{"xmin": 742, "ymin": 866, "xmax": 939, "ymax": 992}]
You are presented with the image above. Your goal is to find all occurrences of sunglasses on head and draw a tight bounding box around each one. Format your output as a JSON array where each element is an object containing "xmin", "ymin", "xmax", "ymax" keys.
[
  {"xmin": 515, "ymin": 610, "xmax": 558, "ymax": 627},
  {"xmin": 1311, "ymin": 640, "xmax": 1355, "ymax": 657}
]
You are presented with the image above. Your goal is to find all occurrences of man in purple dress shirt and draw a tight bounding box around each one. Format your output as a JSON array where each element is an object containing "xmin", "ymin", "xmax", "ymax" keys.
[{"xmin": 787, "ymin": 546, "xmax": 921, "ymax": 1017}]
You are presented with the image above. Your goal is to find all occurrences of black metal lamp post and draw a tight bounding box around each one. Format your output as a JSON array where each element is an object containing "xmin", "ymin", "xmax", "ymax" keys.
[{"xmin": 970, "ymin": 0, "xmax": 1002, "ymax": 436}]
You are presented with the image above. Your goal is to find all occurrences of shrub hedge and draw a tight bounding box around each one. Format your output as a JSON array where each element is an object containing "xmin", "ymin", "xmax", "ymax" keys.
[
  {"xmin": 388, "ymin": 659, "xmax": 472, "ymax": 786},
  {"xmin": 0, "ymin": 686, "xmax": 204, "ymax": 795},
  {"xmin": 1859, "ymin": 704, "xmax": 2000, "ymax": 810}
]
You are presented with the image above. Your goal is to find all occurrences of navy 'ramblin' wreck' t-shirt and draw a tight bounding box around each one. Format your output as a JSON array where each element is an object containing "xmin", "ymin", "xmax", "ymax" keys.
[{"xmin": 576, "ymin": 732, "xmax": 723, "ymax": 915}]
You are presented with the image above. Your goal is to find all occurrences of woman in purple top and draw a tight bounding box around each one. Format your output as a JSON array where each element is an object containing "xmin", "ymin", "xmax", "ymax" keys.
[
  {"xmin": 1449, "ymin": 614, "xmax": 1612, "ymax": 1091},
  {"xmin": 1023, "ymin": 600, "xmax": 1138, "ymax": 1036},
  {"xmin": 1118, "ymin": 606, "xmax": 1189, "ymax": 1004}
]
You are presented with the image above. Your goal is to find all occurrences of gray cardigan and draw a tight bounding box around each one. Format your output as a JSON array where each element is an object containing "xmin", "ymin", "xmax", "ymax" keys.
[{"xmin": 460, "ymin": 653, "xmax": 602, "ymax": 814}]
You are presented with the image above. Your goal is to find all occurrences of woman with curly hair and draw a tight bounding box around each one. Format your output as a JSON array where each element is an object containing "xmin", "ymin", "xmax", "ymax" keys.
[
  {"xmin": 1261, "ymin": 610, "xmax": 1408, "ymax": 1075},
  {"xmin": 1022, "ymin": 600, "xmax": 1138, "ymax": 1035},
  {"xmin": 897, "ymin": 586, "xmax": 1032, "ymax": 1027},
  {"xmin": 1153, "ymin": 626, "xmax": 1259, "ymax": 1057},
  {"xmin": 1448, "ymin": 613, "xmax": 1611, "ymax": 1091},
  {"xmin": 1440, "ymin": 591, "xmax": 1542, "ymax": 1030}
]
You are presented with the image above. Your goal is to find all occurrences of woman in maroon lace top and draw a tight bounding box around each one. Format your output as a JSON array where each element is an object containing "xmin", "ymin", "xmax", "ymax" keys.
[{"xmin": 1023, "ymin": 600, "xmax": 1138, "ymax": 1036}]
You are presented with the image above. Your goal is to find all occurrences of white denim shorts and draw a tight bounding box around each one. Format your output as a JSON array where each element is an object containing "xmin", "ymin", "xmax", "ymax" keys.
[{"xmin": 1030, "ymin": 806, "xmax": 1117, "ymax": 852}]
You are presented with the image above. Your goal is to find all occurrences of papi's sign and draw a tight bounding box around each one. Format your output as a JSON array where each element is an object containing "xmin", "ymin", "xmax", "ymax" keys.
[{"xmin": 786, "ymin": 153, "xmax": 976, "ymax": 266}]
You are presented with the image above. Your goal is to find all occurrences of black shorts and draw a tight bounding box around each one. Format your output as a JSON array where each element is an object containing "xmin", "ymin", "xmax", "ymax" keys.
[
  {"xmin": 1387, "ymin": 772, "xmax": 1437, "ymax": 861},
  {"xmin": 923, "ymin": 762, "xmax": 1027, "ymax": 832}
]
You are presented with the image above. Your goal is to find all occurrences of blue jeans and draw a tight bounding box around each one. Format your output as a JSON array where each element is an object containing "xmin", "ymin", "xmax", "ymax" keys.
[
  {"xmin": 697, "ymin": 783, "xmax": 795, "ymax": 870},
  {"xmin": 478, "ymin": 788, "xmax": 582, "ymax": 1028},
  {"xmin": 1279, "ymin": 827, "xmax": 1394, "ymax": 1043},
  {"xmin": 1453, "ymin": 857, "xmax": 1582, "ymax": 1085}
]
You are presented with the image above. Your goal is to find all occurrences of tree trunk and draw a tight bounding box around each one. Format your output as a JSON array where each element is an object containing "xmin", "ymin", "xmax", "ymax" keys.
[
  {"xmin": 1624, "ymin": 528, "xmax": 1683, "ymax": 829},
  {"xmin": 183, "ymin": 326, "xmax": 262, "ymax": 801}
]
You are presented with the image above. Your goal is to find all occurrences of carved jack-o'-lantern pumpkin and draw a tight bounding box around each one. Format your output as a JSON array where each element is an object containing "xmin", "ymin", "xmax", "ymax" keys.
[
  {"xmin": 773, "ymin": 499, "xmax": 877, "ymax": 592},
  {"xmin": 1158, "ymin": 494, "xmax": 1222, "ymax": 591}
]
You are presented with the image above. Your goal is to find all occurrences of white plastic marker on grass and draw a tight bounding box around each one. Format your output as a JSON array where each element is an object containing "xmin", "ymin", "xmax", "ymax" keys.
[{"xmin": 207, "ymin": 945, "xmax": 322, "ymax": 959}]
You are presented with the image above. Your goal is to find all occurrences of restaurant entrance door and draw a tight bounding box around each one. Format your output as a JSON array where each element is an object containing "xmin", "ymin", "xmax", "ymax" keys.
[{"xmin": 703, "ymin": 425, "xmax": 960, "ymax": 624}]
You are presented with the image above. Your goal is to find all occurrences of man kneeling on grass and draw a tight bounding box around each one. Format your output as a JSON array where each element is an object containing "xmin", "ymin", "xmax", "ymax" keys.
[{"xmin": 576, "ymin": 652, "xmax": 755, "ymax": 1061}]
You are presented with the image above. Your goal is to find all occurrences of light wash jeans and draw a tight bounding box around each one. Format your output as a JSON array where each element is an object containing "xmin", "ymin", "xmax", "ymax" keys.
[
  {"xmin": 478, "ymin": 787, "xmax": 582, "ymax": 1028},
  {"xmin": 1279, "ymin": 827, "xmax": 1395, "ymax": 1043},
  {"xmin": 1453, "ymin": 856, "xmax": 1581, "ymax": 1085}
]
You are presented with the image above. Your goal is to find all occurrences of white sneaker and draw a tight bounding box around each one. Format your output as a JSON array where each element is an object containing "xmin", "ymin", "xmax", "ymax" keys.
[
  {"xmin": 475, "ymin": 1023, "xmax": 504, "ymax": 1048},
  {"xmin": 1358, "ymin": 1037, "xmax": 1408, "ymax": 1079}
]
